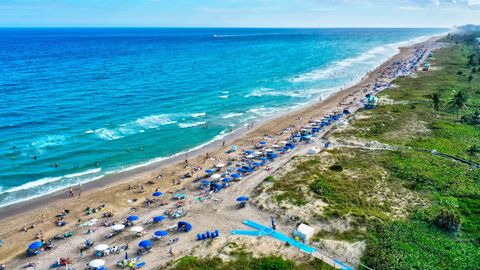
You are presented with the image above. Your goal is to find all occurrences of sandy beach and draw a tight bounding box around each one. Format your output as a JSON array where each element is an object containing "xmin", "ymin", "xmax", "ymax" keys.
[{"xmin": 0, "ymin": 36, "xmax": 442, "ymax": 270}]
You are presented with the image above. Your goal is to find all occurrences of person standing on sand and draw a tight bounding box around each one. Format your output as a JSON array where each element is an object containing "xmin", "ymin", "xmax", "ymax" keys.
[{"xmin": 68, "ymin": 188, "xmax": 74, "ymax": 197}]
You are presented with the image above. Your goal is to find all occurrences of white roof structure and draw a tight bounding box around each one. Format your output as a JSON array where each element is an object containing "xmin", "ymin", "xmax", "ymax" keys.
[{"xmin": 294, "ymin": 223, "xmax": 315, "ymax": 241}]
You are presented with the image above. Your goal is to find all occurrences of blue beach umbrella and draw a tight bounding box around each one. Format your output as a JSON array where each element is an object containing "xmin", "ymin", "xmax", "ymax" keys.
[
  {"xmin": 259, "ymin": 141, "xmax": 267, "ymax": 145},
  {"xmin": 253, "ymin": 162, "xmax": 262, "ymax": 167},
  {"xmin": 201, "ymin": 180, "xmax": 210, "ymax": 185},
  {"xmin": 205, "ymin": 169, "xmax": 214, "ymax": 174},
  {"xmin": 221, "ymin": 178, "xmax": 232, "ymax": 183},
  {"xmin": 154, "ymin": 230, "xmax": 169, "ymax": 237},
  {"xmin": 236, "ymin": 196, "xmax": 249, "ymax": 202},
  {"xmin": 127, "ymin": 215, "xmax": 139, "ymax": 221},
  {"xmin": 231, "ymin": 173, "xmax": 240, "ymax": 179},
  {"xmin": 153, "ymin": 216, "xmax": 166, "ymax": 222},
  {"xmin": 152, "ymin": 191, "xmax": 163, "ymax": 197},
  {"xmin": 138, "ymin": 240, "xmax": 153, "ymax": 249},
  {"xmin": 28, "ymin": 241, "xmax": 43, "ymax": 250}
]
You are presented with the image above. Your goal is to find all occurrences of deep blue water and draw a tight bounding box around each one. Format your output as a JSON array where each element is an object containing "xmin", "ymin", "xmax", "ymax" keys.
[{"xmin": 0, "ymin": 28, "xmax": 447, "ymax": 206}]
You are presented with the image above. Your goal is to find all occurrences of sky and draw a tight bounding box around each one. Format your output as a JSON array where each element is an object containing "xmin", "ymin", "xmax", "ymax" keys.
[{"xmin": 0, "ymin": 0, "xmax": 478, "ymax": 28}]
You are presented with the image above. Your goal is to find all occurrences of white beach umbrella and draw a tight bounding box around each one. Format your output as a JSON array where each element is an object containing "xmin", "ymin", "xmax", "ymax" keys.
[
  {"xmin": 279, "ymin": 141, "xmax": 288, "ymax": 145},
  {"xmin": 272, "ymin": 144, "xmax": 280, "ymax": 148},
  {"xmin": 89, "ymin": 259, "xmax": 105, "ymax": 268},
  {"xmin": 246, "ymin": 155, "xmax": 255, "ymax": 159},
  {"xmin": 94, "ymin": 244, "xmax": 109, "ymax": 251},
  {"xmin": 112, "ymin": 224, "xmax": 125, "ymax": 231},
  {"xmin": 254, "ymin": 151, "xmax": 262, "ymax": 156},
  {"xmin": 130, "ymin": 226, "xmax": 144, "ymax": 233},
  {"xmin": 265, "ymin": 149, "xmax": 273, "ymax": 152},
  {"xmin": 215, "ymin": 163, "xmax": 225, "ymax": 168},
  {"xmin": 211, "ymin": 173, "xmax": 221, "ymax": 180}
]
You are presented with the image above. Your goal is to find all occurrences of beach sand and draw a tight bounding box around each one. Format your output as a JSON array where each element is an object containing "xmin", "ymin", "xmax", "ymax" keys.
[{"xmin": 0, "ymin": 36, "xmax": 442, "ymax": 269}]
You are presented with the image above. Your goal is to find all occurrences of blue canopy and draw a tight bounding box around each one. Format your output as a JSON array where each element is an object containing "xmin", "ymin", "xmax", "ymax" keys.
[
  {"xmin": 231, "ymin": 173, "xmax": 240, "ymax": 179},
  {"xmin": 152, "ymin": 191, "xmax": 163, "ymax": 197},
  {"xmin": 237, "ymin": 168, "xmax": 247, "ymax": 173},
  {"xmin": 138, "ymin": 240, "xmax": 152, "ymax": 249},
  {"xmin": 154, "ymin": 230, "xmax": 169, "ymax": 237},
  {"xmin": 244, "ymin": 150, "xmax": 254, "ymax": 154},
  {"xmin": 153, "ymin": 216, "xmax": 165, "ymax": 222},
  {"xmin": 210, "ymin": 182, "xmax": 222, "ymax": 192},
  {"xmin": 259, "ymin": 141, "xmax": 267, "ymax": 145},
  {"xmin": 236, "ymin": 196, "xmax": 249, "ymax": 202},
  {"xmin": 28, "ymin": 241, "xmax": 43, "ymax": 250},
  {"xmin": 127, "ymin": 215, "xmax": 139, "ymax": 221},
  {"xmin": 221, "ymin": 178, "xmax": 232, "ymax": 183},
  {"xmin": 200, "ymin": 180, "xmax": 210, "ymax": 185},
  {"xmin": 205, "ymin": 169, "xmax": 214, "ymax": 174},
  {"xmin": 178, "ymin": 221, "xmax": 192, "ymax": 232},
  {"xmin": 253, "ymin": 162, "xmax": 262, "ymax": 166}
]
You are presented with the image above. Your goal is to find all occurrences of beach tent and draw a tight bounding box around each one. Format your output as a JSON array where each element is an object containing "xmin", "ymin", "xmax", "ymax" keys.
[
  {"xmin": 153, "ymin": 216, "xmax": 165, "ymax": 223},
  {"xmin": 231, "ymin": 173, "xmax": 241, "ymax": 179},
  {"xmin": 152, "ymin": 191, "xmax": 163, "ymax": 197},
  {"xmin": 293, "ymin": 223, "xmax": 315, "ymax": 241},
  {"xmin": 127, "ymin": 215, "xmax": 139, "ymax": 221},
  {"xmin": 210, "ymin": 182, "xmax": 222, "ymax": 192},
  {"xmin": 153, "ymin": 230, "xmax": 169, "ymax": 237},
  {"xmin": 221, "ymin": 177, "xmax": 232, "ymax": 183},
  {"xmin": 94, "ymin": 244, "xmax": 109, "ymax": 251},
  {"xmin": 138, "ymin": 240, "xmax": 153, "ymax": 249},
  {"xmin": 88, "ymin": 259, "xmax": 105, "ymax": 268},
  {"xmin": 177, "ymin": 221, "xmax": 192, "ymax": 232},
  {"xmin": 112, "ymin": 224, "xmax": 125, "ymax": 231}
]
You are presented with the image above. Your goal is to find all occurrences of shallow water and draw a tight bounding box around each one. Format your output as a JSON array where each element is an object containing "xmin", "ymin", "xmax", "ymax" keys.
[{"xmin": 0, "ymin": 28, "xmax": 447, "ymax": 206}]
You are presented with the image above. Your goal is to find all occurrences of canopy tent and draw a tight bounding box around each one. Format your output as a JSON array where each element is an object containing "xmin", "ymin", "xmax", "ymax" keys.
[
  {"xmin": 28, "ymin": 241, "xmax": 43, "ymax": 250},
  {"xmin": 152, "ymin": 191, "xmax": 163, "ymax": 197},
  {"xmin": 88, "ymin": 259, "xmax": 105, "ymax": 268},
  {"xmin": 126, "ymin": 215, "xmax": 139, "ymax": 221},
  {"xmin": 129, "ymin": 226, "xmax": 144, "ymax": 233},
  {"xmin": 153, "ymin": 230, "xmax": 169, "ymax": 237},
  {"xmin": 153, "ymin": 216, "xmax": 166, "ymax": 222},
  {"xmin": 138, "ymin": 240, "xmax": 153, "ymax": 249},
  {"xmin": 112, "ymin": 224, "xmax": 125, "ymax": 231},
  {"xmin": 94, "ymin": 244, "xmax": 109, "ymax": 251},
  {"xmin": 177, "ymin": 221, "xmax": 192, "ymax": 232}
]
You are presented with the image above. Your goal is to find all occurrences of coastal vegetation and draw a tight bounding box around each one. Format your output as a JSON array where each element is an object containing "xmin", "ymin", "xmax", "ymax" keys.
[{"xmin": 252, "ymin": 33, "xmax": 480, "ymax": 269}]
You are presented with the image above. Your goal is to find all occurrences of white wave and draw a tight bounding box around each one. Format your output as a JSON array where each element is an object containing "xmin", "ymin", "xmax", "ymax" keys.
[
  {"xmin": 178, "ymin": 121, "xmax": 206, "ymax": 128},
  {"xmin": 220, "ymin": 91, "xmax": 229, "ymax": 94},
  {"xmin": 31, "ymin": 135, "xmax": 66, "ymax": 149},
  {"xmin": 95, "ymin": 127, "xmax": 124, "ymax": 140},
  {"xmin": 290, "ymin": 34, "xmax": 439, "ymax": 83},
  {"xmin": 222, "ymin": 112, "xmax": 244, "ymax": 119},
  {"xmin": 95, "ymin": 114, "xmax": 176, "ymax": 141},
  {"xmin": 219, "ymin": 95, "xmax": 228, "ymax": 99},
  {"xmin": 134, "ymin": 114, "xmax": 177, "ymax": 128},
  {"xmin": 2, "ymin": 176, "xmax": 62, "ymax": 194},
  {"xmin": 246, "ymin": 87, "xmax": 306, "ymax": 98},
  {"xmin": 85, "ymin": 129, "xmax": 94, "ymax": 134},
  {"xmin": 191, "ymin": 112, "xmax": 206, "ymax": 118},
  {"xmin": 64, "ymin": 168, "xmax": 101, "ymax": 178}
]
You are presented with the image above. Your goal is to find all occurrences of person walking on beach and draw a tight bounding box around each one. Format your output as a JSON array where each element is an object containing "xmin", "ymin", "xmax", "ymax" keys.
[{"xmin": 68, "ymin": 188, "xmax": 74, "ymax": 197}]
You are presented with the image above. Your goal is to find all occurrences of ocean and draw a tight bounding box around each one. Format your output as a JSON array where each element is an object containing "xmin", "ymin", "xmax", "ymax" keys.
[{"xmin": 0, "ymin": 28, "xmax": 447, "ymax": 207}]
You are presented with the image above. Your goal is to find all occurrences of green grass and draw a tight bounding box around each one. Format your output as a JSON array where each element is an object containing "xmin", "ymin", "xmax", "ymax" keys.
[
  {"xmin": 361, "ymin": 221, "xmax": 480, "ymax": 270},
  {"xmin": 172, "ymin": 254, "xmax": 336, "ymax": 270}
]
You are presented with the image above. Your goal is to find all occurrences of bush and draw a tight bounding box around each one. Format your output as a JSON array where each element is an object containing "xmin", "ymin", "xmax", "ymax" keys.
[
  {"xmin": 457, "ymin": 71, "xmax": 463, "ymax": 75},
  {"xmin": 433, "ymin": 207, "xmax": 461, "ymax": 233},
  {"xmin": 329, "ymin": 164, "xmax": 343, "ymax": 172}
]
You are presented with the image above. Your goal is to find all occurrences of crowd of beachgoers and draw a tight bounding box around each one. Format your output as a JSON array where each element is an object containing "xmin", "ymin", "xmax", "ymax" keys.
[{"xmin": 0, "ymin": 38, "xmax": 441, "ymax": 270}]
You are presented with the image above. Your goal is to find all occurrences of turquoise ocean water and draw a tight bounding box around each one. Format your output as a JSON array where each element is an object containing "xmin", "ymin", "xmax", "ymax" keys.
[{"xmin": 0, "ymin": 28, "xmax": 447, "ymax": 207}]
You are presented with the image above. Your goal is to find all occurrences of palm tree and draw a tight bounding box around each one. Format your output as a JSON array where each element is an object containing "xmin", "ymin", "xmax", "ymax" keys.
[
  {"xmin": 429, "ymin": 93, "xmax": 442, "ymax": 117},
  {"xmin": 448, "ymin": 90, "xmax": 468, "ymax": 120}
]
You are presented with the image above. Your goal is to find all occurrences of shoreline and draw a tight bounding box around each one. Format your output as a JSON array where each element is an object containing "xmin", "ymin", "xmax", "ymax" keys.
[{"xmin": 0, "ymin": 34, "xmax": 444, "ymax": 219}]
